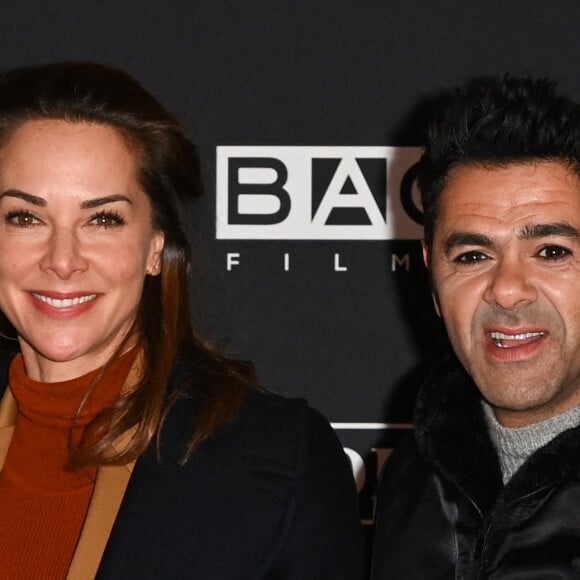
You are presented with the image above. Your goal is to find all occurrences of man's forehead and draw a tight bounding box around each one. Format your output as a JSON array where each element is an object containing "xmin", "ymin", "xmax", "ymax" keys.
[
  {"xmin": 437, "ymin": 162, "xmax": 580, "ymax": 217},
  {"xmin": 445, "ymin": 159, "xmax": 580, "ymax": 180}
]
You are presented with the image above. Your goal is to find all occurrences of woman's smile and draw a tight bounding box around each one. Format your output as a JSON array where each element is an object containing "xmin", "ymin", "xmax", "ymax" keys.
[{"xmin": 30, "ymin": 291, "xmax": 100, "ymax": 318}]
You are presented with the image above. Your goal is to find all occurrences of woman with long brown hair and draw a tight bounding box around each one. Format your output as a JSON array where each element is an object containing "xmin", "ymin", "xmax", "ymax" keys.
[{"xmin": 0, "ymin": 62, "xmax": 363, "ymax": 579}]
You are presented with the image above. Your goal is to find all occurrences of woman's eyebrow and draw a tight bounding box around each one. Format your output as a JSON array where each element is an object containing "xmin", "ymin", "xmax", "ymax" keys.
[
  {"xmin": 0, "ymin": 189, "xmax": 45, "ymax": 206},
  {"xmin": 0, "ymin": 190, "xmax": 134, "ymax": 209},
  {"xmin": 80, "ymin": 194, "xmax": 134, "ymax": 209}
]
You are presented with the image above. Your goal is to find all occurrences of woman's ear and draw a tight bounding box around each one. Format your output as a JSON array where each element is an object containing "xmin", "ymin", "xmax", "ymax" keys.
[{"xmin": 146, "ymin": 231, "xmax": 165, "ymax": 276}]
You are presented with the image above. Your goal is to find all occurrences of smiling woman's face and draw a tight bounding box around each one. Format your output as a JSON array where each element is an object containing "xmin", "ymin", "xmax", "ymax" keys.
[{"xmin": 0, "ymin": 119, "xmax": 165, "ymax": 382}]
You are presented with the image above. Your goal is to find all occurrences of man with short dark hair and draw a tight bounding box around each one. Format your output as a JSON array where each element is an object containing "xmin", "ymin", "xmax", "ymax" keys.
[{"xmin": 371, "ymin": 76, "xmax": 580, "ymax": 578}]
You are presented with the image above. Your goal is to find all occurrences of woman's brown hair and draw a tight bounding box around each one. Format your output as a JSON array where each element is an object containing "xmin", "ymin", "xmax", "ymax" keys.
[{"xmin": 0, "ymin": 61, "xmax": 251, "ymax": 464}]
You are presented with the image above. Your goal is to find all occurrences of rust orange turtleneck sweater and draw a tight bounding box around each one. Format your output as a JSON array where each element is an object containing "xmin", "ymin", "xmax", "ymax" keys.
[{"xmin": 0, "ymin": 349, "xmax": 137, "ymax": 580}]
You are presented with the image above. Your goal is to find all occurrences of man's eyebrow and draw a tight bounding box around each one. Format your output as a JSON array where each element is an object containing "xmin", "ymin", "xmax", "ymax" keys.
[
  {"xmin": 519, "ymin": 222, "xmax": 580, "ymax": 239},
  {"xmin": 444, "ymin": 232, "xmax": 494, "ymax": 254},
  {"xmin": 0, "ymin": 189, "xmax": 46, "ymax": 206}
]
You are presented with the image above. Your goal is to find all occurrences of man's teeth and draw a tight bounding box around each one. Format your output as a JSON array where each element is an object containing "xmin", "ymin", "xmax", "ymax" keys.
[
  {"xmin": 490, "ymin": 331, "xmax": 544, "ymax": 340},
  {"xmin": 33, "ymin": 293, "xmax": 97, "ymax": 308},
  {"xmin": 490, "ymin": 330, "xmax": 545, "ymax": 348}
]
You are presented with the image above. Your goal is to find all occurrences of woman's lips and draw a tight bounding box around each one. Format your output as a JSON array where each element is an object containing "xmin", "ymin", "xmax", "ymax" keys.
[{"xmin": 30, "ymin": 291, "xmax": 100, "ymax": 319}]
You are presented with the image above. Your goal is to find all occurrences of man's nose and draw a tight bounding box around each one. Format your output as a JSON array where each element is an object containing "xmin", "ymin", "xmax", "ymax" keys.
[{"xmin": 482, "ymin": 255, "xmax": 537, "ymax": 309}]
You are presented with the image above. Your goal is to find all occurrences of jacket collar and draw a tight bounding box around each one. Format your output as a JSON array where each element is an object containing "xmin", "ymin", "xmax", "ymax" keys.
[
  {"xmin": 414, "ymin": 356, "xmax": 503, "ymax": 513},
  {"xmin": 415, "ymin": 355, "xmax": 580, "ymax": 512}
]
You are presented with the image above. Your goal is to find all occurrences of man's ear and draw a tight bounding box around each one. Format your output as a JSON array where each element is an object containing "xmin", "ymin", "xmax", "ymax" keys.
[
  {"xmin": 422, "ymin": 240, "xmax": 442, "ymax": 318},
  {"xmin": 421, "ymin": 240, "xmax": 430, "ymax": 269}
]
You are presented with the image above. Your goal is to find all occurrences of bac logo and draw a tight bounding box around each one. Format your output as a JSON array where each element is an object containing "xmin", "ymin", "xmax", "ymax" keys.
[{"xmin": 216, "ymin": 146, "xmax": 423, "ymax": 240}]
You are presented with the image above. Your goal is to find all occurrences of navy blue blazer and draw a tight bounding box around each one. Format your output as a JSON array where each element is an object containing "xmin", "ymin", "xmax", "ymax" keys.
[{"xmin": 84, "ymin": 362, "xmax": 365, "ymax": 579}]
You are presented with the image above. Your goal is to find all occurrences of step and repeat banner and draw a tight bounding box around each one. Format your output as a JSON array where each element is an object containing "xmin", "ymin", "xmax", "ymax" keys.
[
  {"xmin": 2, "ymin": 0, "xmax": 580, "ymax": 571},
  {"xmin": 214, "ymin": 144, "xmax": 431, "ymax": 527}
]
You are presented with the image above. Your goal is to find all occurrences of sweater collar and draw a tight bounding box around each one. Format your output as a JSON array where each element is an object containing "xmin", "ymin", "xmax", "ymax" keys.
[{"xmin": 8, "ymin": 350, "xmax": 137, "ymax": 427}]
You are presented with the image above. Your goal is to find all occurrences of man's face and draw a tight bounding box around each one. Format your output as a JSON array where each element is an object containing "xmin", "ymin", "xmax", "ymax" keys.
[{"xmin": 426, "ymin": 161, "xmax": 580, "ymax": 427}]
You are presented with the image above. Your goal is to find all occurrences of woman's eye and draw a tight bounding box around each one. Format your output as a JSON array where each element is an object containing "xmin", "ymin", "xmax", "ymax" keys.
[
  {"xmin": 453, "ymin": 251, "xmax": 488, "ymax": 264},
  {"xmin": 89, "ymin": 211, "xmax": 125, "ymax": 228},
  {"xmin": 5, "ymin": 210, "xmax": 40, "ymax": 228},
  {"xmin": 537, "ymin": 245, "xmax": 572, "ymax": 260}
]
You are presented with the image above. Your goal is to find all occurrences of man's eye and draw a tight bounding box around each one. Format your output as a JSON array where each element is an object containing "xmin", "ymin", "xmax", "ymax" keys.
[
  {"xmin": 89, "ymin": 211, "xmax": 125, "ymax": 228},
  {"xmin": 5, "ymin": 210, "xmax": 40, "ymax": 227},
  {"xmin": 537, "ymin": 245, "xmax": 571, "ymax": 260},
  {"xmin": 453, "ymin": 251, "xmax": 488, "ymax": 264}
]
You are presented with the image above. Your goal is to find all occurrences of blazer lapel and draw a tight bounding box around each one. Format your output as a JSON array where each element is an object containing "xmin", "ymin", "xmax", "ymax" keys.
[
  {"xmin": 66, "ymin": 353, "xmax": 144, "ymax": 579},
  {"xmin": 0, "ymin": 386, "xmax": 16, "ymax": 468},
  {"xmin": 66, "ymin": 459, "xmax": 134, "ymax": 580}
]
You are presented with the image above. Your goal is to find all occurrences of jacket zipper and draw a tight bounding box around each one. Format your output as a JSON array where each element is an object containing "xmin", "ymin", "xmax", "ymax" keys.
[{"xmin": 473, "ymin": 483, "xmax": 553, "ymax": 578}]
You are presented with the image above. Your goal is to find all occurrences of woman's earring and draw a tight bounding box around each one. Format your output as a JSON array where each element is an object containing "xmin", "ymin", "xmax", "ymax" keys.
[{"xmin": 0, "ymin": 314, "xmax": 18, "ymax": 341}]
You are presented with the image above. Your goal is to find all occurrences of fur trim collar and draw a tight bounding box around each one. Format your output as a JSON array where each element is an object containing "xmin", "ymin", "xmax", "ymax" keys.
[{"xmin": 415, "ymin": 356, "xmax": 580, "ymax": 513}]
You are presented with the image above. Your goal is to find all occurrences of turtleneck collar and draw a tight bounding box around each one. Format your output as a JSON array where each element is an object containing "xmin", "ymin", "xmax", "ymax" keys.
[
  {"xmin": 10, "ymin": 349, "xmax": 137, "ymax": 426},
  {"xmin": 3, "ymin": 347, "xmax": 139, "ymax": 492}
]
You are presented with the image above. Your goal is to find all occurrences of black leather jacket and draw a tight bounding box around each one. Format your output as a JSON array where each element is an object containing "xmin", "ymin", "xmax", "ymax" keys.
[{"xmin": 371, "ymin": 357, "xmax": 580, "ymax": 579}]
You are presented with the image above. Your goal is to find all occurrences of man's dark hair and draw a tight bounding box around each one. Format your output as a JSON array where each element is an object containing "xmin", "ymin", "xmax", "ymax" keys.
[{"xmin": 418, "ymin": 75, "xmax": 580, "ymax": 249}]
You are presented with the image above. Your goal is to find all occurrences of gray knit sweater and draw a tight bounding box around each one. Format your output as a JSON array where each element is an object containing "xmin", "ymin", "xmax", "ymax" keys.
[{"xmin": 482, "ymin": 401, "xmax": 580, "ymax": 483}]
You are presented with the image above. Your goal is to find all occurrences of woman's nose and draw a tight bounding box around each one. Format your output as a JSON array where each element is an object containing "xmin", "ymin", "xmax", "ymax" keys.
[{"xmin": 39, "ymin": 227, "xmax": 89, "ymax": 279}]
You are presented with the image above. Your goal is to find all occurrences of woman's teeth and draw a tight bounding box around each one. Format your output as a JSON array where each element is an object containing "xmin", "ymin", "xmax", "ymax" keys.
[{"xmin": 33, "ymin": 293, "xmax": 97, "ymax": 308}]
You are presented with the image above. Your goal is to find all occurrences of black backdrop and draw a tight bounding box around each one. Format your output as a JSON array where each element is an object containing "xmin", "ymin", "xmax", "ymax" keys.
[{"xmin": 2, "ymin": 0, "xmax": 580, "ymax": 571}]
